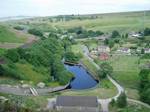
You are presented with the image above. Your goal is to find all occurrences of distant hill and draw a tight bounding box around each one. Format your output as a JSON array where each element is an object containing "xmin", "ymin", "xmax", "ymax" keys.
[{"xmin": 0, "ymin": 16, "xmax": 33, "ymax": 22}]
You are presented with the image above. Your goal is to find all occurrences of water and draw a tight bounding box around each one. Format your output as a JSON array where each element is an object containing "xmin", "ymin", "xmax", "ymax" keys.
[{"xmin": 65, "ymin": 64, "xmax": 98, "ymax": 90}]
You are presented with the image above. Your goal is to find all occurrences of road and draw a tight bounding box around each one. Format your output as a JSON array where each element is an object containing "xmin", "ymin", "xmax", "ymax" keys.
[{"xmin": 82, "ymin": 45, "xmax": 150, "ymax": 112}]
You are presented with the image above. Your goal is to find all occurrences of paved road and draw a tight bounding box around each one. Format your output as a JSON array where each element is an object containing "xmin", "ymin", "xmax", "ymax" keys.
[{"xmin": 0, "ymin": 84, "xmax": 68, "ymax": 96}]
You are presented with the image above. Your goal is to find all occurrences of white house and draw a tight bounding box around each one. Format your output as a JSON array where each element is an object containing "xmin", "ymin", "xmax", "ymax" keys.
[
  {"xmin": 98, "ymin": 45, "xmax": 110, "ymax": 53},
  {"xmin": 144, "ymin": 48, "xmax": 150, "ymax": 54},
  {"xmin": 117, "ymin": 48, "xmax": 131, "ymax": 54}
]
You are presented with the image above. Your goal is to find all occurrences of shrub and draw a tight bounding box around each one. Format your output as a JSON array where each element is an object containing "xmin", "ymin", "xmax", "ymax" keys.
[
  {"xmin": 117, "ymin": 92, "xmax": 127, "ymax": 108},
  {"xmin": 28, "ymin": 29, "xmax": 43, "ymax": 37}
]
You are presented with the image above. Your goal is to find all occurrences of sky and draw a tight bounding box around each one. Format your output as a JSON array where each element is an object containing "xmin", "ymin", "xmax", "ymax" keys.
[{"xmin": 0, "ymin": 0, "xmax": 150, "ymax": 17}]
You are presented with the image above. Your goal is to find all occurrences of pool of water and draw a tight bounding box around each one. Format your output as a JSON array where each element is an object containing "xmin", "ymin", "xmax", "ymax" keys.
[{"xmin": 64, "ymin": 64, "xmax": 98, "ymax": 90}]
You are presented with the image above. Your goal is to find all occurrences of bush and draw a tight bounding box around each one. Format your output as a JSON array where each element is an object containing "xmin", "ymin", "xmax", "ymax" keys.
[
  {"xmin": 13, "ymin": 26, "xmax": 24, "ymax": 30},
  {"xmin": 5, "ymin": 49, "xmax": 20, "ymax": 63},
  {"xmin": 28, "ymin": 29, "xmax": 43, "ymax": 37},
  {"xmin": 117, "ymin": 92, "xmax": 127, "ymax": 108},
  {"xmin": 111, "ymin": 30, "xmax": 120, "ymax": 38},
  {"xmin": 97, "ymin": 63, "xmax": 113, "ymax": 79}
]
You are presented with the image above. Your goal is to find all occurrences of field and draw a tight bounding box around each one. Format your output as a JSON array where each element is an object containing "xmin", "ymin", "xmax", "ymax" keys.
[{"xmin": 23, "ymin": 11, "xmax": 150, "ymax": 34}]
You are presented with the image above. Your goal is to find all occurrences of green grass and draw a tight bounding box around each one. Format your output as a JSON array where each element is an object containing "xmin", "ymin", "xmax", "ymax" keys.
[
  {"xmin": 60, "ymin": 79, "xmax": 117, "ymax": 99},
  {"xmin": 49, "ymin": 11, "xmax": 150, "ymax": 33},
  {"xmin": 0, "ymin": 25, "xmax": 27, "ymax": 43},
  {"xmin": 102, "ymin": 55, "xmax": 140, "ymax": 89},
  {"xmin": 81, "ymin": 57, "xmax": 98, "ymax": 78},
  {"xmin": 0, "ymin": 48, "xmax": 6, "ymax": 56},
  {"xmin": 71, "ymin": 43, "xmax": 83, "ymax": 53}
]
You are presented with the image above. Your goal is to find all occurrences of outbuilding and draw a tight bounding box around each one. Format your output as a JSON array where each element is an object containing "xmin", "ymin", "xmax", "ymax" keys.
[{"xmin": 56, "ymin": 96, "xmax": 99, "ymax": 112}]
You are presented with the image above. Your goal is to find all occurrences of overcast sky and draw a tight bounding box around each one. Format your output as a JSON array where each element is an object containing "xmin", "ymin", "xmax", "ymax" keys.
[{"xmin": 0, "ymin": 0, "xmax": 150, "ymax": 17}]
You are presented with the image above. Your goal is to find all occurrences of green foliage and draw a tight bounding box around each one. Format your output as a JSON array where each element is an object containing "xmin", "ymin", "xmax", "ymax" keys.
[
  {"xmin": 5, "ymin": 49, "xmax": 20, "ymax": 63},
  {"xmin": 141, "ymin": 53, "xmax": 150, "ymax": 59},
  {"xmin": 13, "ymin": 26, "xmax": 24, "ymax": 30},
  {"xmin": 97, "ymin": 62, "xmax": 113, "ymax": 79},
  {"xmin": 139, "ymin": 69, "xmax": 150, "ymax": 104},
  {"xmin": 65, "ymin": 51, "xmax": 80, "ymax": 63},
  {"xmin": 28, "ymin": 28, "xmax": 43, "ymax": 37},
  {"xmin": 144, "ymin": 28, "xmax": 150, "ymax": 36},
  {"xmin": 117, "ymin": 92, "xmax": 127, "ymax": 108},
  {"xmin": 111, "ymin": 30, "xmax": 120, "ymax": 38}
]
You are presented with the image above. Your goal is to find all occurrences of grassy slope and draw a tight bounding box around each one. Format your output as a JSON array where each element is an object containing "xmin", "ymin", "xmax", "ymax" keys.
[
  {"xmin": 15, "ymin": 63, "xmax": 50, "ymax": 84},
  {"xmin": 0, "ymin": 25, "xmax": 27, "ymax": 43}
]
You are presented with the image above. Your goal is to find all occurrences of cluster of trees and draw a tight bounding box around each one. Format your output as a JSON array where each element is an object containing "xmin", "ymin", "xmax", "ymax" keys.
[
  {"xmin": 144, "ymin": 28, "xmax": 150, "ymax": 36},
  {"xmin": 68, "ymin": 27, "xmax": 104, "ymax": 38},
  {"xmin": 104, "ymin": 30, "xmax": 128, "ymax": 48},
  {"xmin": 28, "ymin": 28, "xmax": 43, "ymax": 37},
  {"xmin": 139, "ymin": 69, "xmax": 150, "ymax": 104},
  {"xmin": 110, "ymin": 92, "xmax": 127, "ymax": 108},
  {"xmin": 1, "ymin": 36, "xmax": 73, "ymax": 85},
  {"xmin": 97, "ymin": 62, "xmax": 113, "ymax": 79},
  {"xmin": 13, "ymin": 26, "xmax": 24, "ymax": 31}
]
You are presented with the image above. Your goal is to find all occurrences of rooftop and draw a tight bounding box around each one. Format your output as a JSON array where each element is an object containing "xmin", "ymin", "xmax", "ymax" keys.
[{"xmin": 56, "ymin": 96, "xmax": 98, "ymax": 107}]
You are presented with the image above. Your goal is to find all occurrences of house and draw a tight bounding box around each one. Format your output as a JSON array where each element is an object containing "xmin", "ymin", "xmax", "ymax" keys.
[
  {"xmin": 99, "ymin": 53, "xmax": 109, "ymax": 60},
  {"xmin": 56, "ymin": 96, "xmax": 99, "ymax": 112},
  {"xmin": 117, "ymin": 48, "xmax": 131, "ymax": 54},
  {"xmin": 144, "ymin": 48, "xmax": 150, "ymax": 54},
  {"xmin": 129, "ymin": 32, "xmax": 142, "ymax": 38},
  {"xmin": 98, "ymin": 45, "xmax": 110, "ymax": 53}
]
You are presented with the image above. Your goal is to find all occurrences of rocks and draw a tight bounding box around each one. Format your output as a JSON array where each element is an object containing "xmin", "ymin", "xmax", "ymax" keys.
[
  {"xmin": 21, "ymin": 84, "xmax": 30, "ymax": 88},
  {"xmin": 37, "ymin": 82, "xmax": 45, "ymax": 88}
]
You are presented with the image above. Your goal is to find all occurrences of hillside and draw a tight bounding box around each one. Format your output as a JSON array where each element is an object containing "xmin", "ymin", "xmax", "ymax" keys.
[{"xmin": 0, "ymin": 25, "xmax": 27, "ymax": 43}]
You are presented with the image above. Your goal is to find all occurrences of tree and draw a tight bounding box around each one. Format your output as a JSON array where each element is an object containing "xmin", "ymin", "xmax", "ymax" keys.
[
  {"xmin": 144, "ymin": 28, "xmax": 150, "ymax": 36},
  {"xmin": 28, "ymin": 28, "xmax": 43, "ymax": 37},
  {"xmin": 5, "ymin": 49, "xmax": 20, "ymax": 63},
  {"xmin": 97, "ymin": 63, "xmax": 113, "ymax": 79},
  {"xmin": 111, "ymin": 30, "xmax": 120, "ymax": 38},
  {"xmin": 117, "ymin": 92, "xmax": 127, "ymax": 108}
]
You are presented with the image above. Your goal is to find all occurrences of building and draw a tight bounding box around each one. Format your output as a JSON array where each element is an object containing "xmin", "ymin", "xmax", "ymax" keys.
[
  {"xmin": 144, "ymin": 48, "xmax": 150, "ymax": 54},
  {"xmin": 99, "ymin": 53, "xmax": 109, "ymax": 60},
  {"xmin": 117, "ymin": 48, "xmax": 131, "ymax": 54},
  {"xmin": 56, "ymin": 96, "xmax": 99, "ymax": 112},
  {"xmin": 129, "ymin": 32, "xmax": 142, "ymax": 38},
  {"xmin": 98, "ymin": 45, "xmax": 110, "ymax": 53}
]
